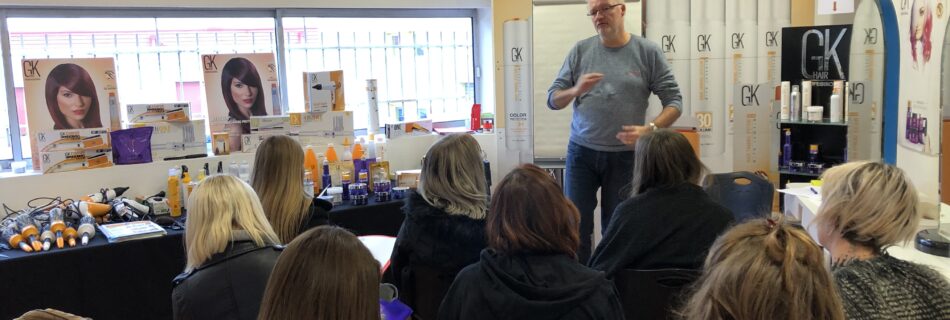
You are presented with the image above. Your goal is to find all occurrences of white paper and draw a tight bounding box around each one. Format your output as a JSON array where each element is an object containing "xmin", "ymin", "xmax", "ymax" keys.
[{"xmin": 778, "ymin": 186, "xmax": 822, "ymax": 200}]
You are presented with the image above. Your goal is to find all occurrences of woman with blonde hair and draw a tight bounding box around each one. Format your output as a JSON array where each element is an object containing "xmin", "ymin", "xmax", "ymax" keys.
[
  {"xmin": 438, "ymin": 164, "xmax": 623, "ymax": 319},
  {"xmin": 388, "ymin": 133, "xmax": 489, "ymax": 317},
  {"xmin": 816, "ymin": 161, "xmax": 950, "ymax": 319},
  {"xmin": 681, "ymin": 219, "xmax": 845, "ymax": 320},
  {"xmin": 258, "ymin": 226, "xmax": 380, "ymax": 320},
  {"xmin": 251, "ymin": 135, "xmax": 331, "ymax": 244},
  {"xmin": 172, "ymin": 175, "xmax": 282, "ymax": 320}
]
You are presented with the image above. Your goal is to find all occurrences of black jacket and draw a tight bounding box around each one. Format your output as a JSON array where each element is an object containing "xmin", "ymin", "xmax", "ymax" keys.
[
  {"xmin": 300, "ymin": 197, "xmax": 332, "ymax": 234},
  {"xmin": 588, "ymin": 183, "xmax": 734, "ymax": 277},
  {"xmin": 438, "ymin": 249, "xmax": 625, "ymax": 320},
  {"xmin": 388, "ymin": 192, "xmax": 487, "ymax": 303},
  {"xmin": 171, "ymin": 236, "xmax": 282, "ymax": 320}
]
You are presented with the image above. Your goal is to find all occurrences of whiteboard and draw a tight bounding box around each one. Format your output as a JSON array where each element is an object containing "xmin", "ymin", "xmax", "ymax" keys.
[{"xmin": 532, "ymin": 2, "xmax": 642, "ymax": 159}]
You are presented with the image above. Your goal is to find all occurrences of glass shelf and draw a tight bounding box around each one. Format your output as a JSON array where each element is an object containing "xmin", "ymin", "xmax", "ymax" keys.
[
  {"xmin": 778, "ymin": 119, "xmax": 848, "ymax": 126},
  {"xmin": 779, "ymin": 170, "xmax": 822, "ymax": 177}
]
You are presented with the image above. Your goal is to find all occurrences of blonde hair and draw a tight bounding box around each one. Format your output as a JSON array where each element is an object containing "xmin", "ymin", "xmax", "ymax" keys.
[
  {"xmin": 681, "ymin": 219, "xmax": 845, "ymax": 320},
  {"xmin": 251, "ymin": 135, "xmax": 312, "ymax": 244},
  {"xmin": 815, "ymin": 161, "xmax": 920, "ymax": 249},
  {"xmin": 184, "ymin": 175, "xmax": 279, "ymax": 272},
  {"xmin": 258, "ymin": 226, "xmax": 380, "ymax": 320},
  {"xmin": 419, "ymin": 134, "xmax": 488, "ymax": 218}
]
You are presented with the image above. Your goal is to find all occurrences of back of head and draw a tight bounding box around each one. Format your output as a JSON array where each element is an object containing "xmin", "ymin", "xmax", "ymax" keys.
[
  {"xmin": 488, "ymin": 163, "xmax": 580, "ymax": 259},
  {"xmin": 419, "ymin": 133, "xmax": 487, "ymax": 218},
  {"xmin": 185, "ymin": 175, "xmax": 279, "ymax": 272},
  {"xmin": 816, "ymin": 161, "xmax": 920, "ymax": 249},
  {"xmin": 258, "ymin": 226, "xmax": 381, "ymax": 320},
  {"xmin": 681, "ymin": 219, "xmax": 844, "ymax": 320},
  {"xmin": 251, "ymin": 135, "xmax": 311, "ymax": 243},
  {"xmin": 629, "ymin": 129, "xmax": 705, "ymax": 196}
]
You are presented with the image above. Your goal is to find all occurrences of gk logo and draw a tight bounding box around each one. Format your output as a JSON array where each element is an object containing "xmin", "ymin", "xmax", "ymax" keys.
[
  {"xmin": 105, "ymin": 71, "xmax": 116, "ymax": 80},
  {"xmin": 801, "ymin": 28, "xmax": 847, "ymax": 80},
  {"xmin": 202, "ymin": 55, "xmax": 218, "ymax": 71},
  {"xmin": 849, "ymin": 82, "xmax": 865, "ymax": 105},
  {"xmin": 731, "ymin": 33, "xmax": 745, "ymax": 49},
  {"xmin": 765, "ymin": 31, "xmax": 779, "ymax": 47},
  {"xmin": 23, "ymin": 60, "xmax": 40, "ymax": 78},
  {"xmin": 741, "ymin": 84, "xmax": 760, "ymax": 106},
  {"xmin": 661, "ymin": 35, "xmax": 676, "ymax": 53},
  {"xmin": 510, "ymin": 48, "xmax": 523, "ymax": 62},
  {"xmin": 697, "ymin": 34, "xmax": 711, "ymax": 52},
  {"xmin": 864, "ymin": 28, "xmax": 878, "ymax": 45}
]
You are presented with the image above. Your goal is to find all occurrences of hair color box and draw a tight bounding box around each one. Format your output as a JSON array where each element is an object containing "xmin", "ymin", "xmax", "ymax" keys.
[
  {"xmin": 130, "ymin": 119, "xmax": 207, "ymax": 160},
  {"xmin": 39, "ymin": 149, "xmax": 114, "ymax": 174},
  {"xmin": 240, "ymin": 132, "xmax": 286, "ymax": 154},
  {"xmin": 201, "ymin": 53, "xmax": 279, "ymax": 152},
  {"xmin": 250, "ymin": 115, "xmax": 291, "ymax": 134},
  {"xmin": 21, "ymin": 58, "xmax": 119, "ymax": 168},
  {"xmin": 35, "ymin": 128, "xmax": 111, "ymax": 153},
  {"xmin": 289, "ymin": 111, "xmax": 355, "ymax": 147},
  {"xmin": 303, "ymin": 70, "xmax": 345, "ymax": 113},
  {"xmin": 126, "ymin": 102, "xmax": 191, "ymax": 124},
  {"xmin": 384, "ymin": 119, "xmax": 433, "ymax": 139}
]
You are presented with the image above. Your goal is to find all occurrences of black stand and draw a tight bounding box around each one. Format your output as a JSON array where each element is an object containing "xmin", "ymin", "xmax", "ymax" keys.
[{"xmin": 915, "ymin": 229, "xmax": 950, "ymax": 257}]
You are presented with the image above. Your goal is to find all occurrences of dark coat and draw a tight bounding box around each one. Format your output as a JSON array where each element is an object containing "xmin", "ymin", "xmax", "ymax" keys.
[
  {"xmin": 438, "ymin": 249, "xmax": 625, "ymax": 320},
  {"xmin": 171, "ymin": 238, "xmax": 282, "ymax": 320},
  {"xmin": 588, "ymin": 183, "xmax": 734, "ymax": 277},
  {"xmin": 388, "ymin": 191, "xmax": 487, "ymax": 305},
  {"xmin": 300, "ymin": 197, "xmax": 332, "ymax": 234}
]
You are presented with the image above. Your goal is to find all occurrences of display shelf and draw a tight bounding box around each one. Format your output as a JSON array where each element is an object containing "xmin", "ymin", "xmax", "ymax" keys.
[
  {"xmin": 778, "ymin": 170, "xmax": 822, "ymax": 177},
  {"xmin": 779, "ymin": 119, "xmax": 848, "ymax": 126}
]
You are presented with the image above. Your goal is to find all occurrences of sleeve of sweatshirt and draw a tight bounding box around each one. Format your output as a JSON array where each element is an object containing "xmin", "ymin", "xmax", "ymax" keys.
[
  {"xmin": 588, "ymin": 201, "xmax": 651, "ymax": 277},
  {"xmin": 388, "ymin": 217, "xmax": 413, "ymax": 290},
  {"xmin": 546, "ymin": 44, "xmax": 578, "ymax": 110},
  {"xmin": 437, "ymin": 266, "xmax": 476, "ymax": 320},
  {"xmin": 647, "ymin": 42, "xmax": 683, "ymax": 111}
]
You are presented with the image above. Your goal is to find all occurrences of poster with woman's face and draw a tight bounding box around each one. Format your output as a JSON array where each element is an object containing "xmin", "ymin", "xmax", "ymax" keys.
[
  {"xmin": 897, "ymin": 0, "xmax": 946, "ymax": 155},
  {"xmin": 22, "ymin": 58, "xmax": 118, "ymax": 167},
  {"xmin": 201, "ymin": 53, "xmax": 279, "ymax": 152}
]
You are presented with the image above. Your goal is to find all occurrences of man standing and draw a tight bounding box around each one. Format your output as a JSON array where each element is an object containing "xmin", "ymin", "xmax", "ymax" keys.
[{"xmin": 547, "ymin": 0, "xmax": 682, "ymax": 262}]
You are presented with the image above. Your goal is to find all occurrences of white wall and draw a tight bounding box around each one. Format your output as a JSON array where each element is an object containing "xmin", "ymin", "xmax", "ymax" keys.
[{"xmin": 6, "ymin": 0, "xmax": 490, "ymax": 9}]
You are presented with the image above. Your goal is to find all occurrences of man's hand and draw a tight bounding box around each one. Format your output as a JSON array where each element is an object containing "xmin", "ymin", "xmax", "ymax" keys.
[
  {"xmin": 573, "ymin": 73, "xmax": 604, "ymax": 97},
  {"xmin": 616, "ymin": 125, "xmax": 652, "ymax": 145}
]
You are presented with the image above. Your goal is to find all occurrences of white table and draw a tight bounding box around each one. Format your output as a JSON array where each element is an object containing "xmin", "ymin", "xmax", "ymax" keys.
[{"xmin": 783, "ymin": 183, "xmax": 950, "ymax": 280}]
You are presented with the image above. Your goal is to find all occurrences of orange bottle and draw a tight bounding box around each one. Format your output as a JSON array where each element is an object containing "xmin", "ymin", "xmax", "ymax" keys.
[{"xmin": 325, "ymin": 143, "xmax": 339, "ymax": 163}]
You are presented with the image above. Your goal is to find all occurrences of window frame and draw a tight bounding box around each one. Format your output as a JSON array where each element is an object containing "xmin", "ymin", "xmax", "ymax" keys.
[{"xmin": 0, "ymin": 6, "xmax": 481, "ymax": 170}]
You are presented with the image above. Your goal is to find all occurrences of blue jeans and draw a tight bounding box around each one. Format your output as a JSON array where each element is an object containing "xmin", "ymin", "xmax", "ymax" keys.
[{"xmin": 565, "ymin": 142, "xmax": 634, "ymax": 263}]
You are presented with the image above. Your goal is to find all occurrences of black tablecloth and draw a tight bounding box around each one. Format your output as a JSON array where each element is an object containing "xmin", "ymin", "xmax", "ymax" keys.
[{"xmin": 0, "ymin": 198, "xmax": 406, "ymax": 320}]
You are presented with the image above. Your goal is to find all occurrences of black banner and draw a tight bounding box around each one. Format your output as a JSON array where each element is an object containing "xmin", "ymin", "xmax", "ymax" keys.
[{"xmin": 781, "ymin": 24, "xmax": 852, "ymax": 82}]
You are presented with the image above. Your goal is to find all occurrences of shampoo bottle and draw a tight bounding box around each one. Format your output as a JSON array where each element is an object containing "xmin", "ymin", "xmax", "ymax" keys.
[
  {"xmin": 168, "ymin": 167, "xmax": 182, "ymax": 217},
  {"xmin": 829, "ymin": 87, "xmax": 843, "ymax": 123},
  {"xmin": 790, "ymin": 85, "xmax": 801, "ymax": 122}
]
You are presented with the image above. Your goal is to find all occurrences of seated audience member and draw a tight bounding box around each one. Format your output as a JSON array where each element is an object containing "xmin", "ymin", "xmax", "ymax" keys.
[
  {"xmin": 172, "ymin": 175, "xmax": 282, "ymax": 320},
  {"xmin": 258, "ymin": 226, "xmax": 380, "ymax": 320},
  {"xmin": 251, "ymin": 135, "xmax": 332, "ymax": 243},
  {"xmin": 388, "ymin": 134, "xmax": 489, "ymax": 305},
  {"xmin": 438, "ymin": 164, "xmax": 624, "ymax": 320},
  {"xmin": 816, "ymin": 161, "xmax": 950, "ymax": 319},
  {"xmin": 589, "ymin": 129, "xmax": 734, "ymax": 276},
  {"xmin": 681, "ymin": 219, "xmax": 845, "ymax": 320}
]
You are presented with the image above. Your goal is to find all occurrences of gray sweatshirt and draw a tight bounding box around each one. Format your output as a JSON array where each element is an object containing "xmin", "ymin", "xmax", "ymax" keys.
[{"xmin": 548, "ymin": 34, "xmax": 682, "ymax": 152}]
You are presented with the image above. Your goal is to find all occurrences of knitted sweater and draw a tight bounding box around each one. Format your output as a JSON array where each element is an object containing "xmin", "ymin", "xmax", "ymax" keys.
[{"xmin": 833, "ymin": 254, "xmax": 950, "ymax": 320}]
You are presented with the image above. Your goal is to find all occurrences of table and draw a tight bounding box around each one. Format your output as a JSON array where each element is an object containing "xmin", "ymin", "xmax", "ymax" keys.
[
  {"xmin": 0, "ymin": 197, "xmax": 406, "ymax": 320},
  {"xmin": 783, "ymin": 185, "xmax": 950, "ymax": 280}
]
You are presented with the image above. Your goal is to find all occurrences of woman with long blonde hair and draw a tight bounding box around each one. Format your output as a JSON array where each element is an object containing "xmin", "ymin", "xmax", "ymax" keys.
[
  {"xmin": 172, "ymin": 175, "xmax": 282, "ymax": 320},
  {"xmin": 681, "ymin": 219, "xmax": 845, "ymax": 320},
  {"xmin": 251, "ymin": 135, "xmax": 331, "ymax": 243}
]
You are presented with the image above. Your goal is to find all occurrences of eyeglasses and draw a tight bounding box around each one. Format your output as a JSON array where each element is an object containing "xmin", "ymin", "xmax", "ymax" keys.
[{"xmin": 587, "ymin": 4, "xmax": 622, "ymax": 17}]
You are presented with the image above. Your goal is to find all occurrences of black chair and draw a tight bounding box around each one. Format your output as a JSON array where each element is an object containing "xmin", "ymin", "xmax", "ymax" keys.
[
  {"xmin": 614, "ymin": 268, "xmax": 700, "ymax": 320},
  {"xmin": 702, "ymin": 171, "xmax": 775, "ymax": 222},
  {"xmin": 406, "ymin": 265, "xmax": 457, "ymax": 320}
]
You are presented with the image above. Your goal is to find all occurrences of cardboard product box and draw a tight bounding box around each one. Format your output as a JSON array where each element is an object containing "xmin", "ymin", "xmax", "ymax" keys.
[
  {"xmin": 40, "ymin": 149, "xmax": 114, "ymax": 174},
  {"xmin": 127, "ymin": 103, "xmax": 191, "ymax": 124},
  {"xmin": 131, "ymin": 119, "xmax": 207, "ymax": 160},
  {"xmin": 289, "ymin": 111, "xmax": 354, "ymax": 147},
  {"xmin": 396, "ymin": 169, "xmax": 422, "ymax": 188},
  {"xmin": 35, "ymin": 128, "xmax": 111, "ymax": 153},
  {"xmin": 202, "ymin": 53, "xmax": 280, "ymax": 152},
  {"xmin": 240, "ymin": 132, "xmax": 289, "ymax": 154},
  {"xmin": 385, "ymin": 119, "xmax": 433, "ymax": 139},
  {"xmin": 303, "ymin": 70, "xmax": 345, "ymax": 113},
  {"xmin": 21, "ymin": 58, "xmax": 120, "ymax": 168},
  {"xmin": 250, "ymin": 115, "xmax": 291, "ymax": 134}
]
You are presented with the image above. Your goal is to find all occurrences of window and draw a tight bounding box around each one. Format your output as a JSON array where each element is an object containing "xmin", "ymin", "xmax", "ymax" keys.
[
  {"xmin": 7, "ymin": 16, "xmax": 276, "ymax": 158},
  {"xmin": 281, "ymin": 16, "xmax": 475, "ymax": 128},
  {"xmin": 0, "ymin": 57, "xmax": 11, "ymax": 161}
]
